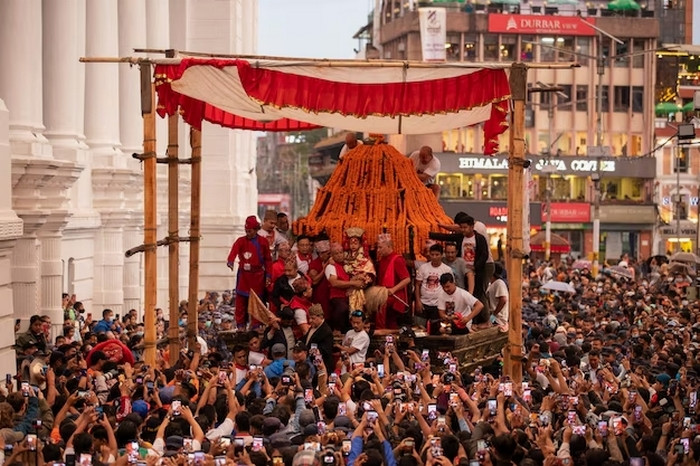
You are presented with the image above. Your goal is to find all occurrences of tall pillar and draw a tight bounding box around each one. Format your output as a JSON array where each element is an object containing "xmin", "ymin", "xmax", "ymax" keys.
[
  {"xmin": 11, "ymin": 217, "xmax": 45, "ymax": 326},
  {"xmin": 119, "ymin": 0, "xmax": 147, "ymax": 315},
  {"xmin": 146, "ymin": 0, "xmax": 172, "ymax": 309},
  {"xmin": 0, "ymin": 0, "xmax": 52, "ymax": 159},
  {"xmin": 0, "ymin": 98, "xmax": 23, "ymax": 373},
  {"xmin": 85, "ymin": 0, "xmax": 122, "ymax": 168},
  {"xmin": 37, "ymin": 213, "xmax": 70, "ymax": 339}
]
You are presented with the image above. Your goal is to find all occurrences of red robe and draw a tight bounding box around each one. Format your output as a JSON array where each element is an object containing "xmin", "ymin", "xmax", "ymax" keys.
[
  {"xmin": 227, "ymin": 235, "xmax": 272, "ymax": 296},
  {"xmin": 309, "ymin": 257, "xmax": 331, "ymax": 319},
  {"xmin": 377, "ymin": 252, "xmax": 410, "ymax": 329}
]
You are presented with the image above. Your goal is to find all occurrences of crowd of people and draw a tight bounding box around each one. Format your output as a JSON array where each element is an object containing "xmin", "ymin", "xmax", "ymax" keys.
[{"xmin": 5, "ymin": 207, "xmax": 700, "ymax": 466}]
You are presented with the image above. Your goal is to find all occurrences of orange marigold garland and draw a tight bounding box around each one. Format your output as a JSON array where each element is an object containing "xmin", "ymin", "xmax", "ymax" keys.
[{"xmin": 293, "ymin": 141, "xmax": 452, "ymax": 254}]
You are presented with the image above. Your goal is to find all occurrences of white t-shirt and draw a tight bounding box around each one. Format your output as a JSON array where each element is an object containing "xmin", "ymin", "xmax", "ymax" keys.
[
  {"xmin": 339, "ymin": 140, "xmax": 364, "ymax": 159},
  {"xmin": 343, "ymin": 329, "xmax": 370, "ymax": 364},
  {"xmin": 417, "ymin": 262, "xmax": 454, "ymax": 306},
  {"xmin": 437, "ymin": 287, "xmax": 479, "ymax": 320},
  {"xmin": 324, "ymin": 263, "xmax": 341, "ymax": 280},
  {"xmin": 487, "ymin": 278, "xmax": 509, "ymax": 330},
  {"xmin": 408, "ymin": 151, "xmax": 441, "ymax": 185},
  {"xmin": 462, "ymin": 235, "xmax": 477, "ymax": 270},
  {"xmin": 248, "ymin": 350, "xmax": 265, "ymax": 366}
]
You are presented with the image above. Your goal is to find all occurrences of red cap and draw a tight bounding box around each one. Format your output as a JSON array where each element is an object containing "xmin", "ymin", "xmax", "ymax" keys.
[{"xmin": 245, "ymin": 216, "xmax": 261, "ymax": 230}]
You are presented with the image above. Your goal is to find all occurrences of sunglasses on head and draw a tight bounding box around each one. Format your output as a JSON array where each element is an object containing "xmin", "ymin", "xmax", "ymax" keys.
[{"xmin": 351, "ymin": 311, "xmax": 364, "ymax": 318}]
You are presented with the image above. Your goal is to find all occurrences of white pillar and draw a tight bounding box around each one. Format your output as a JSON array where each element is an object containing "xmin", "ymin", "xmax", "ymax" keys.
[
  {"xmin": 84, "ymin": 0, "xmax": 123, "ymax": 167},
  {"xmin": 0, "ymin": 98, "xmax": 23, "ymax": 373},
  {"xmin": 11, "ymin": 217, "xmax": 45, "ymax": 325},
  {"xmin": 0, "ymin": 0, "xmax": 52, "ymax": 159},
  {"xmin": 37, "ymin": 215, "xmax": 69, "ymax": 339},
  {"xmin": 119, "ymin": 0, "xmax": 147, "ymax": 314},
  {"xmin": 92, "ymin": 215, "xmax": 126, "ymax": 315}
]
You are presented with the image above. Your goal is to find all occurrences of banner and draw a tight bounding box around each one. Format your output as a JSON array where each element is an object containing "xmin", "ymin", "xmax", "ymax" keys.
[{"xmin": 419, "ymin": 8, "xmax": 446, "ymax": 62}]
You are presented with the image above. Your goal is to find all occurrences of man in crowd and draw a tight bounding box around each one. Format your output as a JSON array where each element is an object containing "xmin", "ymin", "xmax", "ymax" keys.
[
  {"xmin": 339, "ymin": 132, "xmax": 364, "ymax": 160},
  {"xmin": 415, "ymin": 243, "xmax": 453, "ymax": 321},
  {"xmin": 408, "ymin": 145, "xmax": 441, "ymax": 197},
  {"xmin": 375, "ymin": 235, "xmax": 411, "ymax": 329},
  {"xmin": 325, "ymin": 242, "xmax": 365, "ymax": 333},
  {"xmin": 227, "ymin": 215, "xmax": 273, "ymax": 329},
  {"xmin": 437, "ymin": 272, "xmax": 484, "ymax": 334}
]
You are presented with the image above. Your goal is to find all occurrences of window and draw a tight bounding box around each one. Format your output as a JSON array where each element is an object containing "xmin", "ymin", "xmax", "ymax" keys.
[
  {"xmin": 632, "ymin": 87, "xmax": 643, "ymax": 113},
  {"xmin": 614, "ymin": 40, "xmax": 630, "ymax": 68},
  {"xmin": 501, "ymin": 35, "xmax": 517, "ymax": 61},
  {"xmin": 484, "ymin": 35, "xmax": 499, "ymax": 61},
  {"xmin": 576, "ymin": 85, "xmax": 589, "ymax": 111},
  {"xmin": 559, "ymin": 85, "xmax": 573, "ymax": 108},
  {"xmin": 675, "ymin": 147, "xmax": 689, "ymax": 173},
  {"xmin": 520, "ymin": 35, "xmax": 534, "ymax": 61},
  {"xmin": 575, "ymin": 38, "xmax": 590, "ymax": 66},
  {"xmin": 540, "ymin": 37, "xmax": 555, "ymax": 62},
  {"xmin": 632, "ymin": 39, "xmax": 646, "ymax": 68},
  {"xmin": 613, "ymin": 86, "xmax": 630, "ymax": 112},
  {"xmin": 436, "ymin": 174, "xmax": 463, "ymax": 198},
  {"xmin": 464, "ymin": 34, "xmax": 477, "ymax": 61},
  {"xmin": 556, "ymin": 37, "xmax": 575, "ymax": 62},
  {"xmin": 446, "ymin": 34, "xmax": 461, "ymax": 62},
  {"xmin": 595, "ymin": 85, "xmax": 610, "ymax": 112},
  {"xmin": 489, "ymin": 176, "xmax": 508, "ymax": 199}
]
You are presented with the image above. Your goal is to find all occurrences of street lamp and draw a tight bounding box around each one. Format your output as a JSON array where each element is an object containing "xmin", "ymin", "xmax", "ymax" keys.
[
  {"xmin": 529, "ymin": 83, "xmax": 568, "ymax": 262},
  {"xmin": 591, "ymin": 170, "xmax": 601, "ymax": 276}
]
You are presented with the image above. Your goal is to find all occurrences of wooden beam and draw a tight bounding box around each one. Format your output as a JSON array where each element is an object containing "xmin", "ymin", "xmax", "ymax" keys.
[
  {"xmin": 187, "ymin": 128, "xmax": 202, "ymax": 349},
  {"xmin": 142, "ymin": 65, "xmax": 157, "ymax": 366},
  {"xmin": 505, "ymin": 62, "xmax": 528, "ymax": 385},
  {"xmin": 168, "ymin": 114, "xmax": 180, "ymax": 365}
]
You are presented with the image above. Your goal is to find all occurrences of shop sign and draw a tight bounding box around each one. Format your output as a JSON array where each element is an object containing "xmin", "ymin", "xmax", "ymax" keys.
[
  {"xmin": 598, "ymin": 205, "xmax": 656, "ymax": 224},
  {"xmin": 488, "ymin": 13, "xmax": 597, "ymax": 36},
  {"xmin": 659, "ymin": 225, "xmax": 698, "ymax": 236},
  {"xmin": 542, "ymin": 202, "xmax": 590, "ymax": 223},
  {"xmin": 663, "ymin": 196, "xmax": 699, "ymax": 206},
  {"xmin": 457, "ymin": 156, "xmax": 616, "ymax": 173}
]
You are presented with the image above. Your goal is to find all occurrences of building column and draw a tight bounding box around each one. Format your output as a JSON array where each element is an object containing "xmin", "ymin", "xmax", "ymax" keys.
[
  {"xmin": 0, "ymin": 0, "xmax": 52, "ymax": 159},
  {"xmin": 122, "ymin": 222, "xmax": 142, "ymax": 316},
  {"xmin": 37, "ymin": 213, "xmax": 70, "ymax": 339},
  {"xmin": 0, "ymin": 98, "xmax": 23, "ymax": 371},
  {"xmin": 11, "ymin": 216, "xmax": 45, "ymax": 326}
]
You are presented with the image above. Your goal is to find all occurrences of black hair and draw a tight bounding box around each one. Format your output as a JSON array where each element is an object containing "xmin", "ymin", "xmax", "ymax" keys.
[
  {"xmin": 429, "ymin": 243, "xmax": 443, "ymax": 254},
  {"xmin": 439, "ymin": 273, "xmax": 455, "ymax": 286}
]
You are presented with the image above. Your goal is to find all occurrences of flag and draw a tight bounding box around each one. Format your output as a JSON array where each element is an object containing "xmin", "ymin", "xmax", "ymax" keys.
[{"xmin": 248, "ymin": 290, "xmax": 275, "ymax": 326}]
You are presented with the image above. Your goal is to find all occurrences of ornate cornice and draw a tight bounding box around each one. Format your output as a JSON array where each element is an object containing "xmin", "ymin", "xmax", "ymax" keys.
[
  {"xmin": 11, "ymin": 157, "xmax": 83, "ymax": 211},
  {"xmin": 0, "ymin": 213, "xmax": 23, "ymax": 241}
]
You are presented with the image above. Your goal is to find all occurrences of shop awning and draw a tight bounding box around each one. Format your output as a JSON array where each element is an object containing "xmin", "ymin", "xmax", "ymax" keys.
[{"xmin": 154, "ymin": 58, "xmax": 512, "ymax": 154}]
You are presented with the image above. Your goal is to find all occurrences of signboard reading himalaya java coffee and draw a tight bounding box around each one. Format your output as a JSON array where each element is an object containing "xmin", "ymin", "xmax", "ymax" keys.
[{"xmin": 488, "ymin": 14, "xmax": 597, "ymax": 36}]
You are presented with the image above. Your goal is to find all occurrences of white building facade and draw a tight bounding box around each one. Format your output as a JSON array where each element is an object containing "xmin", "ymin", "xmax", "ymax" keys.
[{"xmin": 0, "ymin": 0, "xmax": 258, "ymax": 368}]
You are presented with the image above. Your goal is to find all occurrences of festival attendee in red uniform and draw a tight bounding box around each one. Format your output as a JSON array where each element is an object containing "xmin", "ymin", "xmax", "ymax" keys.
[
  {"xmin": 227, "ymin": 216, "xmax": 272, "ymax": 329},
  {"xmin": 376, "ymin": 234, "xmax": 411, "ymax": 330},
  {"xmin": 294, "ymin": 235, "xmax": 313, "ymax": 275},
  {"xmin": 308, "ymin": 239, "xmax": 331, "ymax": 320},
  {"xmin": 325, "ymin": 242, "xmax": 365, "ymax": 333}
]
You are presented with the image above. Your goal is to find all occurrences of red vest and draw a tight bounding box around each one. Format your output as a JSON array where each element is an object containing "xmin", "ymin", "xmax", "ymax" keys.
[{"xmin": 329, "ymin": 263, "xmax": 351, "ymax": 300}]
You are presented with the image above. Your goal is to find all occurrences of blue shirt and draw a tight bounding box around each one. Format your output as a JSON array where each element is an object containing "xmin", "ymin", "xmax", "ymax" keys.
[
  {"xmin": 264, "ymin": 358, "xmax": 294, "ymax": 379},
  {"xmin": 93, "ymin": 319, "xmax": 112, "ymax": 334}
]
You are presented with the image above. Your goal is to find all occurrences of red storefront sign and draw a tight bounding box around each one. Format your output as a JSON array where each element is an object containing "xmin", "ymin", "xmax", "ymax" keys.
[
  {"xmin": 542, "ymin": 202, "xmax": 591, "ymax": 223},
  {"xmin": 488, "ymin": 14, "xmax": 597, "ymax": 36}
]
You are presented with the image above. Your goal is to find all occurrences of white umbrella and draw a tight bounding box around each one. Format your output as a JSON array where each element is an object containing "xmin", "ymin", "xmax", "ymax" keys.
[
  {"xmin": 607, "ymin": 265, "xmax": 633, "ymax": 280},
  {"xmin": 540, "ymin": 281, "xmax": 576, "ymax": 294},
  {"xmin": 669, "ymin": 252, "xmax": 700, "ymax": 264}
]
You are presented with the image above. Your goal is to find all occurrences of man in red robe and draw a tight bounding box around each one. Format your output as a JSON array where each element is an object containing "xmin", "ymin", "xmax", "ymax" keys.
[
  {"xmin": 325, "ymin": 242, "xmax": 365, "ymax": 333},
  {"xmin": 376, "ymin": 235, "xmax": 411, "ymax": 330},
  {"xmin": 309, "ymin": 240, "xmax": 332, "ymax": 320},
  {"xmin": 227, "ymin": 216, "xmax": 273, "ymax": 329}
]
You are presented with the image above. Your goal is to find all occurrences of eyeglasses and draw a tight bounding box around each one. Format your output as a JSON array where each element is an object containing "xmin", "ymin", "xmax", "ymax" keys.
[{"xmin": 351, "ymin": 311, "xmax": 364, "ymax": 318}]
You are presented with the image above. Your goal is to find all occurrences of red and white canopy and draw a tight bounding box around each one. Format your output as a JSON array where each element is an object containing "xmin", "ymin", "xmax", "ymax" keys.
[{"xmin": 155, "ymin": 58, "xmax": 511, "ymax": 154}]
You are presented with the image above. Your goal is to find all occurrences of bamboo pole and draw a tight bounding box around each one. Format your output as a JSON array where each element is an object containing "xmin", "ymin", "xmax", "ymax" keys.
[
  {"xmin": 80, "ymin": 55, "xmax": 579, "ymax": 70},
  {"xmin": 142, "ymin": 65, "xmax": 157, "ymax": 366},
  {"xmin": 504, "ymin": 63, "xmax": 527, "ymax": 385},
  {"xmin": 168, "ymin": 114, "xmax": 180, "ymax": 365},
  {"xmin": 187, "ymin": 128, "xmax": 202, "ymax": 349}
]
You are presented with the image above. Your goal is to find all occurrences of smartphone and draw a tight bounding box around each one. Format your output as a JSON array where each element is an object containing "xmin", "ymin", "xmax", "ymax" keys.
[
  {"xmin": 135, "ymin": 376, "xmax": 143, "ymax": 385},
  {"xmin": 77, "ymin": 390, "xmax": 89, "ymax": 399},
  {"xmin": 683, "ymin": 416, "xmax": 691, "ymax": 430},
  {"xmin": 317, "ymin": 421, "xmax": 327, "ymax": 435},
  {"xmin": 21, "ymin": 381, "xmax": 30, "ymax": 397},
  {"xmin": 628, "ymin": 390, "xmax": 637, "ymax": 403},
  {"xmin": 504, "ymin": 382, "xmax": 513, "ymax": 397},
  {"xmin": 215, "ymin": 457, "xmax": 227, "ymax": 466},
  {"xmin": 219, "ymin": 436, "xmax": 231, "ymax": 450},
  {"xmin": 272, "ymin": 457, "xmax": 284, "ymax": 466},
  {"xmin": 338, "ymin": 402, "xmax": 347, "ymax": 416},
  {"xmin": 612, "ymin": 417, "xmax": 623, "ymax": 436},
  {"xmin": 27, "ymin": 433, "xmax": 37, "ymax": 451},
  {"xmin": 377, "ymin": 363, "xmax": 385, "ymax": 378},
  {"xmin": 634, "ymin": 406, "xmax": 642, "ymax": 422},
  {"xmin": 127, "ymin": 440, "xmax": 139, "ymax": 463},
  {"xmin": 469, "ymin": 461, "xmax": 480, "ymax": 466},
  {"xmin": 449, "ymin": 363, "xmax": 457, "ymax": 373},
  {"xmin": 598, "ymin": 420, "xmax": 608, "ymax": 437},
  {"xmin": 477, "ymin": 440, "xmax": 487, "ymax": 452},
  {"xmin": 193, "ymin": 451, "xmax": 205, "ymax": 464},
  {"xmin": 421, "ymin": 349, "xmax": 430, "ymax": 362},
  {"xmin": 234, "ymin": 437, "xmax": 245, "ymax": 455},
  {"xmin": 5, "ymin": 374, "xmax": 11, "ymax": 385},
  {"xmin": 386, "ymin": 335, "xmax": 394, "ymax": 344},
  {"xmin": 218, "ymin": 371, "xmax": 228, "ymax": 384},
  {"xmin": 367, "ymin": 410, "xmax": 378, "ymax": 422},
  {"xmin": 146, "ymin": 381, "xmax": 154, "ymax": 390},
  {"xmin": 427, "ymin": 403, "xmax": 437, "ymax": 421},
  {"xmin": 523, "ymin": 389, "xmax": 532, "ymax": 403},
  {"xmin": 488, "ymin": 399, "xmax": 497, "ymax": 417},
  {"xmin": 252, "ymin": 436, "xmax": 264, "ymax": 452},
  {"xmin": 681, "ymin": 438, "xmax": 690, "ymax": 454},
  {"xmin": 342, "ymin": 439, "xmax": 352, "ymax": 456},
  {"xmin": 449, "ymin": 392, "xmax": 459, "ymax": 407},
  {"xmin": 304, "ymin": 389, "xmax": 313, "ymax": 404},
  {"xmin": 567, "ymin": 410, "xmax": 576, "ymax": 423},
  {"xmin": 171, "ymin": 400, "xmax": 181, "ymax": 416},
  {"xmin": 629, "ymin": 458, "xmax": 643, "ymax": 466},
  {"xmin": 95, "ymin": 405, "xmax": 104, "ymax": 422},
  {"xmin": 79, "ymin": 454, "xmax": 91, "ymax": 466}
]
